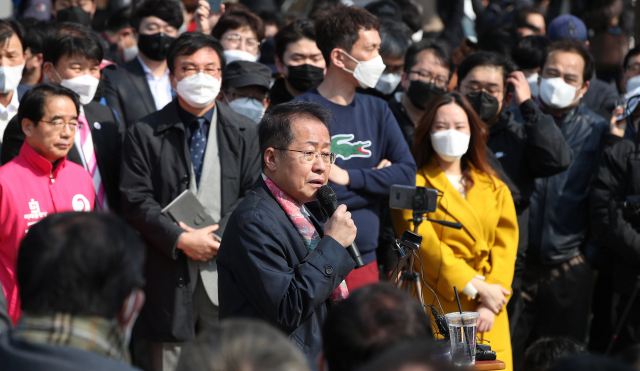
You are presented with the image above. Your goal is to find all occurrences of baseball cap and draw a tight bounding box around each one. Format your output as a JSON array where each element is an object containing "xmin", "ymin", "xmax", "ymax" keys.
[
  {"xmin": 547, "ymin": 14, "xmax": 588, "ymax": 42},
  {"xmin": 222, "ymin": 61, "xmax": 272, "ymax": 90},
  {"xmin": 364, "ymin": 1, "xmax": 403, "ymax": 23}
]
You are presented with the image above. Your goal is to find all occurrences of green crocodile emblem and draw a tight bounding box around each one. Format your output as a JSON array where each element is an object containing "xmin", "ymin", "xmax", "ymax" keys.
[{"xmin": 331, "ymin": 134, "xmax": 372, "ymax": 160}]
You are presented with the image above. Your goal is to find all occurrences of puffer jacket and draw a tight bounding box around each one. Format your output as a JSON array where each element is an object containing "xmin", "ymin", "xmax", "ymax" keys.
[{"xmin": 528, "ymin": 103, "xmax": 609, "ymax": 265}]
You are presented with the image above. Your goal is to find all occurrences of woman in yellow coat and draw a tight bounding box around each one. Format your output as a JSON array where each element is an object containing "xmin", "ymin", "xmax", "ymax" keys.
[{"xmin": 392, "ymin": 92, "xmax": 518, "ymax": 371}]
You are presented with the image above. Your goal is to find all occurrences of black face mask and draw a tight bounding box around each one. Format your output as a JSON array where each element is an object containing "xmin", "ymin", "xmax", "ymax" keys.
[
  {"xmin": 286, "ymin": 64, "xmax": 324, "ymax": 92},
  {"xmin": 56, "ymin": 6, "xmax": 91, "ymax": 27},
  {"xmin": 407, "ymin": 80, "xmax": 445, "ymax": 110},
  {"xmin": 466, "ymin": 91, "xmax": 500, "ymax": 122},
  {"xmin": 137, "ymin": 32, "xmax": 175, "ymax": 61}
]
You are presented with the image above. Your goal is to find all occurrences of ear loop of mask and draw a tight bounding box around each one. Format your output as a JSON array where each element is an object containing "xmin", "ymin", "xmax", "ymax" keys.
[
  {"xmin": 339, "ymin": 49, "xmax": 359, "ymax": 74},
  {"xmin": 123, "ymin": 291, "xmax": 137, "ymax": 320}
]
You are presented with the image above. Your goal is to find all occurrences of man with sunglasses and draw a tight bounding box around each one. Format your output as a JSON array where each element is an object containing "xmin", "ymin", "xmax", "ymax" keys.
[
  {"xmin": 218, "ymin": 101, "xmax": 357, "ymax": 368},
  {"xmin": 120, "ymin": 32, "xmax": 260, "ymax": 371},
  {"xmin": 0, "ymin": 83, "xmax": 95, "ymax": 325}
]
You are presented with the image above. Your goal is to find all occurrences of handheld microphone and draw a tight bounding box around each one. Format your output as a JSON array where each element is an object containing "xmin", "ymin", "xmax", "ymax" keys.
[{"xmin": 317, "ymin": 185, "xmax": 365, "ymax": 268}]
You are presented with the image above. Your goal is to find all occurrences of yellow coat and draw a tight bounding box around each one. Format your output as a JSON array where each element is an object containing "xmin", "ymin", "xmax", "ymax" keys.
[{"xmin": 391, "ymin": 157, "xmax": 518, "ymax": 371}]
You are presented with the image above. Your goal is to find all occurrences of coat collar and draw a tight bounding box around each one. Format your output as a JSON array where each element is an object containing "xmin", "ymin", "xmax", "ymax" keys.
[
  {"xmin": 126, "ymin": 58, "xmax": 156, "ymax": 114},
  {"xmin": 155, "ymin": 100, "xmax": 236, "ymax": 134},
  {"xmin": 19, "ymin": 141, "xmax": 67, "ymax": 177},
  {"xmin": 253, "ymin": 176, "xmax": 325, "ymax": 236},
  {"xmin": 421, "ymin": 156, "xmax": 496, "ymax": 270}
]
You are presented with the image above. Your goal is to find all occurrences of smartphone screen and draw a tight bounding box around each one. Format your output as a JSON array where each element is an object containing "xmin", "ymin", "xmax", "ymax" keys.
[{"xmin": 208, "ymin": 0, "xmax": 222, "ymax": 12}]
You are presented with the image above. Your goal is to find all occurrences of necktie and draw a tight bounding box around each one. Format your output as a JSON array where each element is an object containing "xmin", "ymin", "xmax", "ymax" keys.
[
  {"xmin": 78, "ymin": 114, "xmax": 106, "ymax": 211},
  {"xmin": 189, "ymin": 117, "xmax": 207, "ymax": 186}
]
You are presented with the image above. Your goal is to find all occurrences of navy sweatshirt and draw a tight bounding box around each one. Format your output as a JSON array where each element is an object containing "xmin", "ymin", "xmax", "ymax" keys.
[{"xmin": 294, "ymin": 88, "xmax": 416, "ymax": 265}]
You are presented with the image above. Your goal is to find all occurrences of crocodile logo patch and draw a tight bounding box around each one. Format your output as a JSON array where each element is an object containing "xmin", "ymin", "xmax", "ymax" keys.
[{"xmin": 331, "ymin": 134, "xmax": 372, "ymax": 160}]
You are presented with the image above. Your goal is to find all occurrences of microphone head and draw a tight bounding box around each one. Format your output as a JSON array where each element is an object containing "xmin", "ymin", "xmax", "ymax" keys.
[{"xmin": 317, "ymin": 185, "xmax": 337, "ymax": 206}]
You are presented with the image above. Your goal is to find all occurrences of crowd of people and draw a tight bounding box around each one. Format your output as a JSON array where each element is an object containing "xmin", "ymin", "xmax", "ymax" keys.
[{"xmin": 0, "ymin": 0, "xmax": 639, "ymax": 370}]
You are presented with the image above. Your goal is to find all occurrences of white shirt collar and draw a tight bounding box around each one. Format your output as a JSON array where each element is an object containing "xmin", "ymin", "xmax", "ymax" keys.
[
  {"xmin": 0, "ymin": 89, "xmax": 20, "ymax": 117},
  {"xmin": 137, "ymin": 55, "xmax": 170, "ymax": 79}
]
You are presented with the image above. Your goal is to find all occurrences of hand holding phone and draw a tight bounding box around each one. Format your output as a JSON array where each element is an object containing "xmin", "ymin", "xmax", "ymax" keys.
[{"xmin": 505, "ymin": 71, "xmax": 532, "ymax": 106}]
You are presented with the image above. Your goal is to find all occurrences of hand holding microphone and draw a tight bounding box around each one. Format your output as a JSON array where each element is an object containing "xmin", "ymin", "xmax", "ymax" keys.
[
  {"xmin": 323, "ymin": 204, "xmax": 357, "ymax": 248},
  {"xmin": 318, "ymin": 185, "xmax": 365, "ymax": 268}
]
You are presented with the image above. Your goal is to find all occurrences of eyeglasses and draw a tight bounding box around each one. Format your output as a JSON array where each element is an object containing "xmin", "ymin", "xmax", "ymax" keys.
[
  {"xmin": 39, "ymin": 119, "xmax": 81, "ymax": 132},
  {"xmin": 461, "ymin": 83, "xmax": 503, "ymax": 98},
  {"xmin": 223, "ymin": 34, "xmax": 261, "ymax": 53},
  {"xmin": 181, "ymin": 66, "xmax": 222, "ymax": 78},
  {"xmin": 274, "ymin": 148, "xmax": 337, "ymax": 164},
  {"xmin": 409, "ymin": 70, "xmax": 449, "ymax": 88}
]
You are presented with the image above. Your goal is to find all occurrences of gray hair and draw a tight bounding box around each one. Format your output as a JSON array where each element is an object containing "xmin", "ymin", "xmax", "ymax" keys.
[{"xmin": 379, "ymin": 20, "xmax": 413, "ymax": 60}]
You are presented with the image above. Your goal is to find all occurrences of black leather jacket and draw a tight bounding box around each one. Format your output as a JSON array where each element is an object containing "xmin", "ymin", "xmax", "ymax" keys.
[{"xmin": 528, "ymin": 103, "xmax": 609, "ymax": 265}]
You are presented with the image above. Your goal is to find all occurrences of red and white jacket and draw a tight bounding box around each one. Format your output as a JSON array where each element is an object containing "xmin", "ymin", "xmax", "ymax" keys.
[{"xmin": 0, "ymin": 142, "xmax": 94, "ymax": 323}]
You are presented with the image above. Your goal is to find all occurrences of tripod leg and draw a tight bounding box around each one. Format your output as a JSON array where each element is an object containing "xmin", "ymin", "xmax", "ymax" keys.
[{"xmin": 606, "ymin": 275, "xmax": 640, "ymax": 355}]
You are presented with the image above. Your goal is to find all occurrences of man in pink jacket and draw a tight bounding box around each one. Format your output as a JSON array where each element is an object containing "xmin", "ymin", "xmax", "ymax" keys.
[{"xmin": 0, "ymin": 83, "xmax": 95, "ymax": 324}]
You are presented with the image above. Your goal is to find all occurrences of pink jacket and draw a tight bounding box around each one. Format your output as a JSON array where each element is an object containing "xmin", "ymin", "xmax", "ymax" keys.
[{"xmin": 0, "ymin": 142, "xmax": 95, "ymax": 323}]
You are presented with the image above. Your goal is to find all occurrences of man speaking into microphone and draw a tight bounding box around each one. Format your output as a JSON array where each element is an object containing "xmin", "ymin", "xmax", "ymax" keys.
[{"xmin": 217, "ymin": 101, "xmax": 357, "ymax": 366}]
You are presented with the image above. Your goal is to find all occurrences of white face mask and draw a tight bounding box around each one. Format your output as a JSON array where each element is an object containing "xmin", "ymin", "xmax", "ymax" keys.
[
  {"xmin": 626, "ymin": 74, "xmax": 640, "ymax": 94},
  {"xmin": 54, "ymin": 68, "xmax": 100, "ymax": 105},
  {"xmin": 223, "ymin": 49, "xmax": 258, "ymax": 64},
  {"xmin": 340, "ymin": 50, "xmax": 386, "ymax": 89},
  {"xmin": 411, "ymin": 29, "xmax": 424, "ymax": 43},
  {"xmin": 375, "ymin": 73, "xmax": 402, "ymax": 95},
  {"xmin": 526, "ymin": 73, "xmax": 539, "ymax": 97},
  {"xmin": 228, "ymin": 97, "xmax": 265, "ymax": 123},
  {"xmin": 175, "ymin": 72, "xmax": 221, "ymax": 109},
  {"xmin": 0, "ymin": 64, "xmax": 24, "ymax": 93},
  {"xmin": 539, "ymin": 77, "xmax": 582, "ymax": 109},
  {"xmin": 120, "ymin": 40, "xmax": 139, "ymax": 63},
  {"xmin": 430, "ymin": 129, "xmax": 470, "ymax": 162}
]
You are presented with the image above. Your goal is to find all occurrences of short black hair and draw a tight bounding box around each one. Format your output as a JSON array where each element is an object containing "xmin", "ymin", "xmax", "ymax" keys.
[
  {"xmin": 354, "ymin": 340, "xmax": 454, "ymax": 371},
  {"xmin": 521, "ymin": 337, "xmax": 586, "ymax": 371},
  {"xmin": 17, "ymin": 212, "xmax": 145, "ymax": 318},
  {"xmin": 258, "ymin": 10, "xmax": 285, "ymax": 29},
  {"xmin": 378, "ymin": 20, "xmax": 412, "ymax": 60},
  {"xmin": 167, "ymin": 32, "xmax": 226, "ymax": 76},
  {"xmin": 624, "ymin": 46, "xmax": 640, "ymax": 70},
  {"xmin": 512, "ymin": 35, "xmax": 552, "ymax": 70},
  {"xmin": 322, "ymin": 284, "xmax": 433, "ymax": 371},
  {"xmin": 314, "ymin": 3, "xmax": 380, "ymax": 65},
  {"xmin": 17, "ymin": 18, "xmax": 49, "ymax": 55},
  {"xmin": 258, "ymin": 102, "xmax": 333, "ymax": 170},
  {"xmin": 548, "ymin": 355, "xmax": 635, "ymax": 371},
  {"xmin": 514, "ymin": 7, "xmax": 545, "ymax": 33},
  {"xmin": 393, "ymin": 0, "xmax": 422, "ymax": 33},
  {"xmin": 404, "ymin": 38, "xmax": 453, "ymax": 79},
  {"xmin": 177, "ymin": 319, "xmax": 310, "ymax": 371},
  {"xmin": 104, "ymin": 6, "xmax": 133, "ymax": 33},
  {"xmin": 0, "ymin": 19, "xmax": 24, "ymax": 51},
  {"xmin": 18, "ymin": 83, "xmax": 80, "ymax": 127},
  {"xmin": 457, "ymin": 51, "xmax": 516, "ymax": 85},
  {"xmin": 211, "ymin": 9, "xmax": 265, "ymax": 43},
  {"xmin": 43, "ymin": 23, "xmax": 104, "ymax": 65},
  {"xmin": 541, "ymin": 38, "xmax": 595, "ymax": 83},
  {"xmin": 477, "ymin": 26, "xmax": 516, "ymax": 56},
  {"xmin": 274, "ymin": 18, "xmax": 316, "ymax": 63},
  {"xmin": 130, "ymin": 0, "xmax": 183, "ymax": 32}
]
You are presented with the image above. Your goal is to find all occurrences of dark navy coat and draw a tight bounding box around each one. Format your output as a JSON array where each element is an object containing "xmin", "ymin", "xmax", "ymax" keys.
[{"xmin": 218, "ymin": 177, "xmax": 356, "ymax": 367}]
